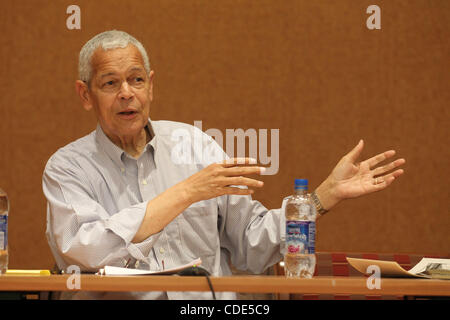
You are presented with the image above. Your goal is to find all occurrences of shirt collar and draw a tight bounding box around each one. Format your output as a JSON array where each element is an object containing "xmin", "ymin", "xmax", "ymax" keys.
[{"xmin": 95, "ymin": 118, "xmax": 156, "ymax": 169}]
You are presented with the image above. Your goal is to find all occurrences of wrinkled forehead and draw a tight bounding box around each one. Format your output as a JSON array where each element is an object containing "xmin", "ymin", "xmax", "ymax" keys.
[{"xmin": 90, "ymin": 44, "xmax": 146, "ymax": 78}]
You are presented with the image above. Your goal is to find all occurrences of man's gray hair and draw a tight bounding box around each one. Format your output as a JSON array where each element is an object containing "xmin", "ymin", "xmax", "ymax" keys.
[{"xmin": 78, "ymin": 30, "xmax": 150, "ymax": 83}]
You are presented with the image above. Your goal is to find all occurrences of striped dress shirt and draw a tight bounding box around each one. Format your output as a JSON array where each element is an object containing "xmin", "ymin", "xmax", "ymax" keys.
[{"xmin": 43, "ymin": 118, "xmax": 286, "ymax": 299}]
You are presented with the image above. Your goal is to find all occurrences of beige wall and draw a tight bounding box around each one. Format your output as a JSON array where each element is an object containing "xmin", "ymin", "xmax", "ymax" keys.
[{"xmin": 0, "ymin": 0, "xmax": 448, "ymax": 269}]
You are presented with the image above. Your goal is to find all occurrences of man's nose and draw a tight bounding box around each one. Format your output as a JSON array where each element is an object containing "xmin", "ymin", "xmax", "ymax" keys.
[{"xmin": 118, "ymin": 81, "xmax": 134, "ymax": 100}]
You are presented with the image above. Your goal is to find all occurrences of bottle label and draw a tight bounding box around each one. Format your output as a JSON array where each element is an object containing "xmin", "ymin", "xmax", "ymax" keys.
[
  {"xmin": 286, "ymin": 220, "xmax": 315, "ymax": 254},
  {"xmin": 0, "ymin": 216, "xmax": 7, "ymax": 250}
]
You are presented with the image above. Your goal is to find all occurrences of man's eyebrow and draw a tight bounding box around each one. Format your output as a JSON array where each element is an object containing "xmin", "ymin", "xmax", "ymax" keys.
[
  {"xmin": 128, "ymin": 67, "xmax": 146, "ymax": 73},
  {"xmin": 100, "ymin": 72, "xmax": 117, "ymax": 79},
  {"xmin": 99, "ymin": 67, "xmax": 145, "ymax": 79}
]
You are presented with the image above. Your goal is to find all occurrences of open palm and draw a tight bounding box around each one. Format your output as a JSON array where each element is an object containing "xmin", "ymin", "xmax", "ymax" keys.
[{"xmin": 330, "ymin": 140, "xmax": 405, "ymax": 200}]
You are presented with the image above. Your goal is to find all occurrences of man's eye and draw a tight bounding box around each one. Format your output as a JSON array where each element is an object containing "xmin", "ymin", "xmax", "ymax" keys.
[
  {"xmin": 104, "ymin": 80, "xmax": 115, "ymax": 86},
  {"xmin": 129, "ymin": 77, "xmax": 145, "ymax": 86}
]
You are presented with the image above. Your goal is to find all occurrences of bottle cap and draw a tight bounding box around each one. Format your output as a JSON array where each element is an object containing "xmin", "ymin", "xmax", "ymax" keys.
[{"xmin": 294, "ymin": 179, "xmax": 308, "ymax": 189}]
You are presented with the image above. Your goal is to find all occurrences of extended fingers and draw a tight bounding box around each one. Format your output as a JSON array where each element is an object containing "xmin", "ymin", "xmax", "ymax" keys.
[
  {"xmin": 225, "ymin": 176, "xmax": 264, "ymax": 188},
  {"xmin": 372, "ymin": 175, "xmax": 396, "ymax": 190},
  {"xmin": 372, "ymin": 158, "xmax": 406, "ymax": 176},
  {"xmin": 209, "ymin": 159, "xmax": 265, "ymax": 190},
  {"xmin": 364, "ymin": 150, "xmax": 396, "ymax": 169},
  {"xmin": 372, "ymin": 168, "xmax": 405, "ymax": 189},
  {"xmin": 216, "ymin": 157, "xmax": 265, "ymax": 175},
  {"xmin": 225, "ymin": 166, "xmax": 266, "ymax": 176},
  {"xmin": 381, "ymin": 168, "xmax": 405, "ymax": 180},
  {"xmin": 221, "ymin": 157, "xmax": 257, "ymax": 167}
]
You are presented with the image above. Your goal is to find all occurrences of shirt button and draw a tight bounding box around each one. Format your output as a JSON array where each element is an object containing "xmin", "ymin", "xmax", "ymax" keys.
[
  {"xmin": 142, "ymin": 179, "xmax": 147, "ymax": 185},
  {"xmin": 159, "ymin": 248, "xmax": 165, "ymax": 254},
  {"xmin": 135, "ymin": 261, "xmax": 140, "ymax": 268},
  {"xmin": 121, "ymin": 168, "xmax": 125, "ymax": 173}
]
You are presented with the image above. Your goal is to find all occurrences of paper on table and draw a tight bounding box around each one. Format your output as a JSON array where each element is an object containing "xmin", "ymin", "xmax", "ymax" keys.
[
  {"xmin": 347, "ymin": 257, "xmax": 450, "ymax": 279},
  {"xmin": 408, "ymin": 258, "xmax": 450, "ymax": 275},
  {"xmin": 96, "ymin": 258, "xmax": 202, "ymax": 276},
  {"xmin": 347, "ymin": 257, "xmax": 426, "ymax": 278}
]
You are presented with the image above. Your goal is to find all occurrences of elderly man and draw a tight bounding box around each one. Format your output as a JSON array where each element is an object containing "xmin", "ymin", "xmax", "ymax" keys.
[{"xmin": 43, "ymin": 30, "xmax": 405, "ymax": 299}]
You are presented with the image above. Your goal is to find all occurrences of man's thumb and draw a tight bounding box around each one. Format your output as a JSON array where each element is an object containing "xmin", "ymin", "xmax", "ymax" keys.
[{"xmin": 347, "ymin": 139, "xmax": 364, "ymax": 162}]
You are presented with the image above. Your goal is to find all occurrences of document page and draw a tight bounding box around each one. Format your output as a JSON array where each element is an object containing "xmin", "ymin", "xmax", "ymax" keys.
[
  {"xmin": 346, "ymin": 257, "xmax": 425, "ymax": 278},
  {"xmin": 347, "ymin": 257, "xmax": 450, "ymax": 279},
  {"xmin": 97, "ymin": 258, "xmax": 202, "ymax": 276},
  {"xmin": 408, "ymin": 258, "xmax": 450, "ymax": 275}
]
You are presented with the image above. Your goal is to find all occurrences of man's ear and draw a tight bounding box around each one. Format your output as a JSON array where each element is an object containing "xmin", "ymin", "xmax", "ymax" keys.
[
  {"xmin": 148, "ymin": 70, "xmax": 155, "ymax": 101},
  {"xmin": 75, "ymin": 80, "xmax": 93, "ymax": 111}
]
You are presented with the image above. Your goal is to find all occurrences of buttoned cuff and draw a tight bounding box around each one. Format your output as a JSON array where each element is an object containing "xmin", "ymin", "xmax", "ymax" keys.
[
  {"xmin": 126, "ymin": 230, "xmax": 163, "ymax": 264},
  {"xmin": 105, "ymin": 201, "xmax": 161, "ymax": 264}
]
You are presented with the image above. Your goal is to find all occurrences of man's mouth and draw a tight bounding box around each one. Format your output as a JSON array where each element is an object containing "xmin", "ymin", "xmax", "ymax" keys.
[
  {"xmin": 119, "ymin": 111, "xmax": 137, "ymax": 115},
  {"xmin": 117, "ymin": 109, "xmax": 138, "ymax": 119}
]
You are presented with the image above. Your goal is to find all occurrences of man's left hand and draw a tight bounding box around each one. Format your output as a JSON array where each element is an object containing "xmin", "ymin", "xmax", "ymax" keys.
[{"xmin": 315, "ymin": 139, "xmax": 406, "ymax": 211}]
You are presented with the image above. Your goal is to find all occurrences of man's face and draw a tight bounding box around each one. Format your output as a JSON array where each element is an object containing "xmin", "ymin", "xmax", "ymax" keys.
[{"xmin": 83, "ymin": 44, "xmax": 153, "ymax": 142}]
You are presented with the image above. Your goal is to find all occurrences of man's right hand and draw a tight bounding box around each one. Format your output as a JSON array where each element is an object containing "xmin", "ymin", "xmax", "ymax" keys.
[
  {"xmin": 132, "ymin": 158, "xmax": 265, "ymax": 243},
  {"xmin": 179, "ymin": 157, "xmax": 265, "ymax": 204}
]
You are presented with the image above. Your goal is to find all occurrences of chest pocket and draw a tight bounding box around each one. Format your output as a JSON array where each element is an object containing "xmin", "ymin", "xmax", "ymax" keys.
[{"xmin": 178, "ymin": 200, "xmax": 219, "ymax": 257}]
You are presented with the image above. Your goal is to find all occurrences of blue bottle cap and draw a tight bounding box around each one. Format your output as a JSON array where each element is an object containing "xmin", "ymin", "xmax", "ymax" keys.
[
  {"xmin": 295, "ymin": 179, "xmax": 308, "ymax": 186},
  {"xmin": 294, "ymin": 179, "xmax": 308, "ymax": 189}
]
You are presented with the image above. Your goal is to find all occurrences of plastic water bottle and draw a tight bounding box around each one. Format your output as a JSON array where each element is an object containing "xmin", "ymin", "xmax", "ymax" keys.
[
  {"xmin": 0, "ymin": 188, "xmax": 9, "ymax": 274},
  {"xmin": 284, "ymin": 179, "xmax": 316, "ymax": 278}
]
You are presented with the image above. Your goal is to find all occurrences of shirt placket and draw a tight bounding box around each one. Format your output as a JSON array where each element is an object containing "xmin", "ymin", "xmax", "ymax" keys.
[{"xmin": 137, "ymin": 152, "xmax": 168, "ymax": 272}]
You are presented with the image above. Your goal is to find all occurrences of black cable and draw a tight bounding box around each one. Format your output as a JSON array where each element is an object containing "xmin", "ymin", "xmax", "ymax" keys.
[
  {"xmin": 176, "ymin": 266, "xmax": 216, "ymax": 299},
  {"xmin": 205, "ymin": 274, "xmax": 216, "ymax": 300}
]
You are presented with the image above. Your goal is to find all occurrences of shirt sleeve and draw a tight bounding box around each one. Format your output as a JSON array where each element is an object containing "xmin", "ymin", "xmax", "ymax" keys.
[{"xmin": 43, "ymin": 158, "xmax": 161, "ymax": 272}]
